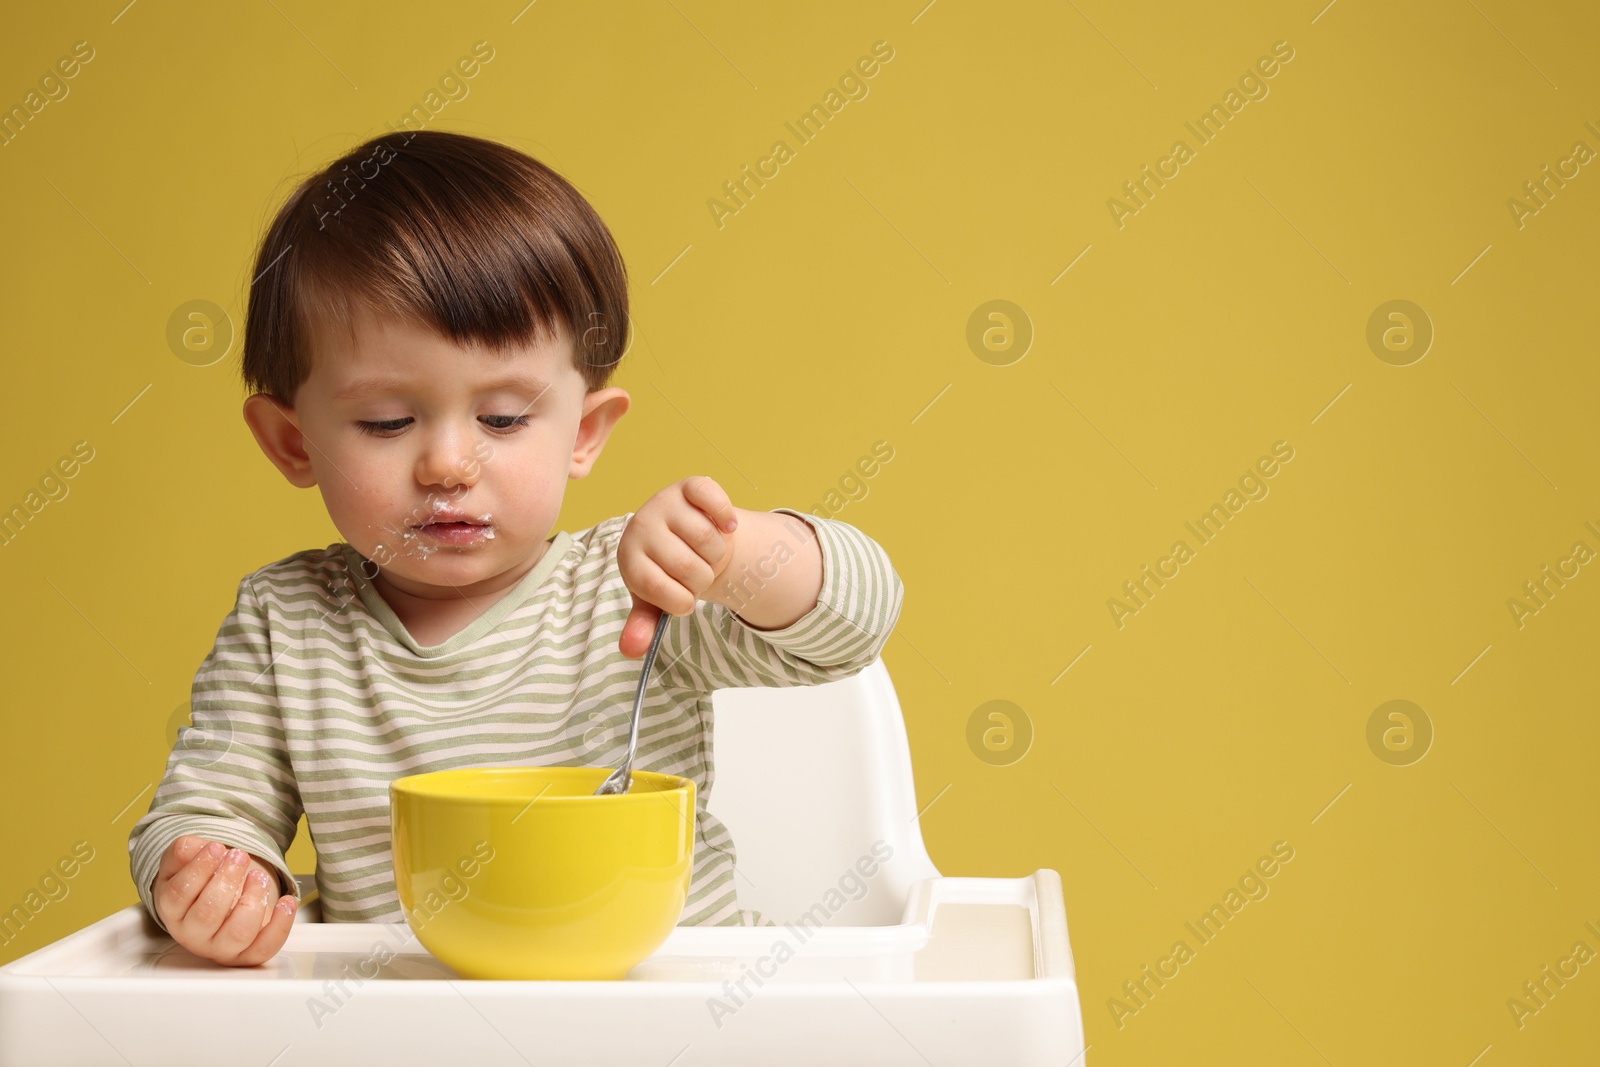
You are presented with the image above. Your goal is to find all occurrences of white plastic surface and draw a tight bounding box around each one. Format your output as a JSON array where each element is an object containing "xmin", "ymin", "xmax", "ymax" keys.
[
  {"xmin": 0, "ymin": 871, "xmax": 1083, "ymax": 1066},
  {"xmin": 0, "ymin": 658, "xmax": 1089, "ymax": 1065},
  {"xmin": 705, "ymin": 659, "xmax": 942, "ymax": 924}
]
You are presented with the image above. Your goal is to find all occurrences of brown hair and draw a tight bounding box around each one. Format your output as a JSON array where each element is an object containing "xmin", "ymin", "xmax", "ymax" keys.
[{"xmin": 240, "ymin": 130, "xmax": 630, "ymax": 404}]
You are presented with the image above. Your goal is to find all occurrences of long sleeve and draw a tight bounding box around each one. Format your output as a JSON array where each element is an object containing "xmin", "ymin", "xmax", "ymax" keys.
[
  {"xmin": 651, "ymin": 508, "xmax": 904, "ymax": 693},
  {"xmin": 126, "ymin": 575, "xmax": 304, "ymax": 932}
]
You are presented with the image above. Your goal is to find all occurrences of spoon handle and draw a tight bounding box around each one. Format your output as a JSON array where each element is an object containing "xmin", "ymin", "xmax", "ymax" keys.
[{"xmin": 619, "ymin": 612, "xmax": 672, "ymax": 777}]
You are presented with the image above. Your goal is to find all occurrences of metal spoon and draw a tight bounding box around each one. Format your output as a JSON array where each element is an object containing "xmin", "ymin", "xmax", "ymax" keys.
[{"xmin": 594, "ymin": 611, "xmax": 671, "ymax": 795}]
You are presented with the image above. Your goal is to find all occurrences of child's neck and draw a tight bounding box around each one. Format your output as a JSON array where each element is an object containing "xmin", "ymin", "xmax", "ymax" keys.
[{"xmin": 370, "ymin": 538, "xmax": 553, "ymax": 645}]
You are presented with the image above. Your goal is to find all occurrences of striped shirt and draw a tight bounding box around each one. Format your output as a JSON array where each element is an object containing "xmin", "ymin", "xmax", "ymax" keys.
[{"xmin": 127, "ymin": 507, "xmax": 902, "ymax": 931}]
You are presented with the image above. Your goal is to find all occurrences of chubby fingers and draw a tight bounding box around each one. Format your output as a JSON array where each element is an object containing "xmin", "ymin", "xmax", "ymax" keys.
[
  {"xmin": 155, "ymin": 838, "xmax": 228, "ymax": 929},
  {"xmin": 625, "ymin": 553, "xmax": 698, "ymax": 617},
  {"xmin": 667, "ymin": 494, "xmax": 737, "ymax": 576},
  {"xmin": 645, "ymin": 503, "xmax": 740, "ymax": 611},
  {"xmin": 618, "ymin": 477, "xmax": 740, "ymax": 623},
  {"xmin": 155, "ymin": 834, "xmax": 212, "ymax": 884},
  {"xmin": 210, "ymin": 866, "xmax": 295, "ymax": 965},
  {"xmin": 232, "ymin": 891, "xmax": 298, "ymax": 966},
  {"xmin": 178, "ymin": 846, "xmax": 255, "ymax": 942},
  {"xmin": 211, "ymin": 867, "xmax": 274, "ymax": 951},
  {"xmin": 681, "ymin": 475, "xmax": 738, "ymax": 534}
]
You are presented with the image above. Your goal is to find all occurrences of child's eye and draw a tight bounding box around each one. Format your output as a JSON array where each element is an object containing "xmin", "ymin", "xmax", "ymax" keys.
[
  {"xmin": 480, "ymin": 415, "xmax": 532, "ymax": 433},
  {"xmin": 356, "ymin": 418, "xmax": 412, "ymax": 436},
  {"xmin": 353, "ymin": 415, "xmax": 531, "ymax": 437}
]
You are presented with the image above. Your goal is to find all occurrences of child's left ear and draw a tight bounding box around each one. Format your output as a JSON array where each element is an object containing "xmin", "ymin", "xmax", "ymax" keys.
[
  {"xmin": 570, "ymin": 388, "xmax": 630, "ymax": 480},
  {"xmin": 242, "ymin": 393, "xmax": 318, "ymax": 488}
]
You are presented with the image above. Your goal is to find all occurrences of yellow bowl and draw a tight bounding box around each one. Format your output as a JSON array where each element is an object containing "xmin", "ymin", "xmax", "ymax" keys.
[{"xmin": 389, "ymin": 766, "xmax": 695, "ymax": 980}]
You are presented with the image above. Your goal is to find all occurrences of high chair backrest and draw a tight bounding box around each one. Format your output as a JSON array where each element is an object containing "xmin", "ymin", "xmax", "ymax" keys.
[{"xmin": 704, "ymin": 657, "xmax": 940, "ymax": 926}]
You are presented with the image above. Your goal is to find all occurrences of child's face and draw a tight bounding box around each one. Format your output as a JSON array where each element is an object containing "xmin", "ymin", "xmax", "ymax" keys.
[{"xmin": 249, "ymin": 305, "xmax": 627, "ymax": 601}]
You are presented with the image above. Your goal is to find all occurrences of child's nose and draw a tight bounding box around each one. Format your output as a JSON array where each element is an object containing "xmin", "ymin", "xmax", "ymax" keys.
[{"xmin": 413, "ymin": 428, "xmax": 482, "ymax": 491}]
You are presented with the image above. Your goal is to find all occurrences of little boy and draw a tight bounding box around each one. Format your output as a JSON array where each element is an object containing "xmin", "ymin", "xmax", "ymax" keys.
[{"xmin": 127, "ymin": 130, "xmax": 903, "ymax": 966}]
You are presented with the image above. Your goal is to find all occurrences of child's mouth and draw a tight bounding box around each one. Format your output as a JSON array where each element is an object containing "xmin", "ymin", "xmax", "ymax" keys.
[{"xmin": 415, "ymin": 521, "xmax": 493, "ymax": 545}]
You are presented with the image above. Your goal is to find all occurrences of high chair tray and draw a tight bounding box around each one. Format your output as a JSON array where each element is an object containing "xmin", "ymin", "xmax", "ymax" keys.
[{"xmin": 0, "ymin": 869, "xmax": 1083, "ymax": 1067}]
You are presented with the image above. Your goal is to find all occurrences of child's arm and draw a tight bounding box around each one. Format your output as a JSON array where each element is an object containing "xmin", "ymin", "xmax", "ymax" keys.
[
  {"xmin": 127, "ymin": 575, "xmax": 304, "ymax": 943},
  {"xmin": 616, "ymin": 476, "xmax": 904, "ymax": 692}
]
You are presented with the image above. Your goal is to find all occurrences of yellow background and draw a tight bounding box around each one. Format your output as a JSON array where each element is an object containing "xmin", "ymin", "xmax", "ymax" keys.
[{"xmin": 2, "ymin": 1, "xmax": 1597, "ymax": 1063}]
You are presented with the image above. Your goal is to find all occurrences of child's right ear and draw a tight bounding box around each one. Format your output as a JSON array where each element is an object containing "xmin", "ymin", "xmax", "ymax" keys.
[{"xmin": 242, "ymin": 393, "xmax": 318, "ymax": 489}]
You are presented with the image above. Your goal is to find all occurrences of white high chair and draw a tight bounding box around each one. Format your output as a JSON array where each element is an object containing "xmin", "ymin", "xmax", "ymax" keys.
[
  {"xmin": 704, "ymin": 657, "xmax": 942, "ymax": 926},
  {"xmin": 0, "ymin": 658, "xmax": 1089, "ymax": 1067}
]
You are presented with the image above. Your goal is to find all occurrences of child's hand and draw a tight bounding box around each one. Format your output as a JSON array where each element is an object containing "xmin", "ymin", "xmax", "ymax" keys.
[
  {"xmin": 617, "ymin": 476, "xmax": 740, "ymax": 658},
  {"xmin": 152, "ymin": 835, "xmax": 298, "ymax": 966}
]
